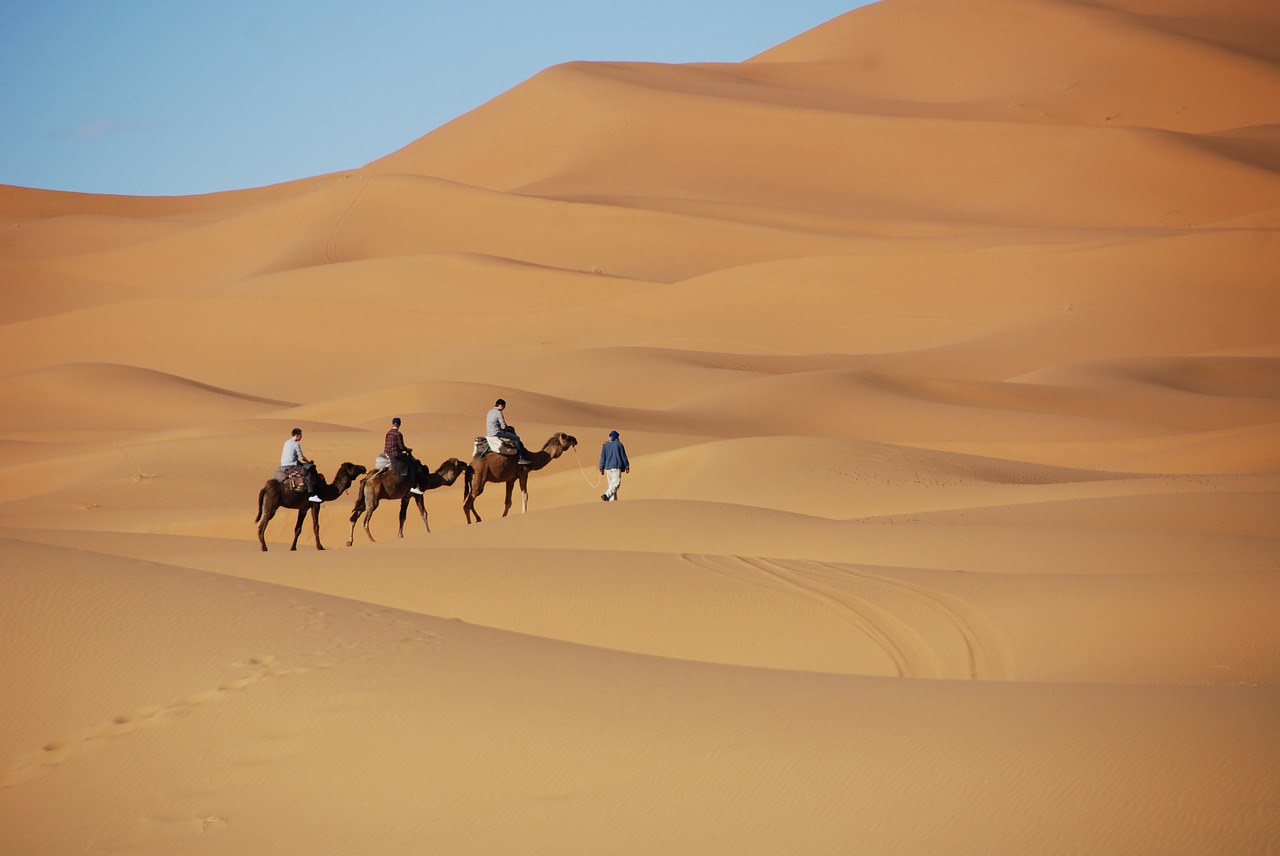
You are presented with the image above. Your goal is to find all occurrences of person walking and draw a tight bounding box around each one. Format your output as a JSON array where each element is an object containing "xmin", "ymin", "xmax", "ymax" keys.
[
  {"xmin": 598, "ymin": 429, "xmax": 630, "ymax": 502},
  {"xmin": 384, "ymin": 417, "xmax": 424, "ymax": 494}
]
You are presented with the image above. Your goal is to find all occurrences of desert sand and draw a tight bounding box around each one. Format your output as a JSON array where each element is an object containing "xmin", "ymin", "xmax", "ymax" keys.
[{"xmin": 2, "ymin": 0, "xmax": 1279, "ymax": 853}]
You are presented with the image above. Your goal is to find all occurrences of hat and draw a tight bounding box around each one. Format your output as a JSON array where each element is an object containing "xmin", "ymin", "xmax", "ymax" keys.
[
  {"xmin": 609, "ymin": 430, "xmax": 619, "ymax": 439},
  {"xmin": 392, "ymin": 417, "xmax": 401, "ymax": 425}
]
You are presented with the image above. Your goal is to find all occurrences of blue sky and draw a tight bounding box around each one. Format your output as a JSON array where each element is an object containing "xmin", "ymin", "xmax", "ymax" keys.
[{"xmin": 1, "ymin": 1, "xmax": 866, "ymax": 197}]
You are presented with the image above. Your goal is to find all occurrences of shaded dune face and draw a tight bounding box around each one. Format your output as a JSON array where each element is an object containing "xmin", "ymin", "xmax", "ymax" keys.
[{"xmin": 1, "ymin": 1, "xmax": 1279, "ymax": 854}]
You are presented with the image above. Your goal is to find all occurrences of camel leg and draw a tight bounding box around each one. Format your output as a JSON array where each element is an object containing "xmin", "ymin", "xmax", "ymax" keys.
[
  {"xmin": 347, "ymin": 501, "xmax": 360, "ymax": 547},
  {"xmin": 519, "ymin": 472, "xmax": 530, "ymax": 514},
  {"xmin": 290, "ymin": 506, "xmax": 309, "ymax": 551},
  {"xmin": 464, "ymin": 480, "xmax": 483, "ymax": 524},
  {"xmin": 413, "ymin": 494, "xmax": 429, "ymax": 534},
  {"xmin": 311, "ymin": 504, "xmax": 325, "ymax": 551},
  {"xmin": 397, "ymin": 495, "xmax": 411, "ymax": 538},
  {"xmin": 257, "ymin": 495, "xmax": 276, "ymax": 552},
  {"xmin": 362, "ymin": 494, "xmax": 381, "ymax": 542},
  {"xmin": 502, "ymin": 481, "xmax": 515, "ymax": 517},
  {"xmin": 347, "ymin": 477, "xmax": 370, "ymax": 547}
]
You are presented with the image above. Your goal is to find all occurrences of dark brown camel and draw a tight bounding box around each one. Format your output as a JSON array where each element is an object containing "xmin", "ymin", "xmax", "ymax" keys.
[
  {"xmin": 256, "ymin": 462, "xmax": 367, "ymax": 551},
  {"xmin": 463, "ymin": 432, "xmax": 577, "ymax": 523},
  {"xmin": 346, "ymin": 457, "xmax": 471, "ymax": 545}
]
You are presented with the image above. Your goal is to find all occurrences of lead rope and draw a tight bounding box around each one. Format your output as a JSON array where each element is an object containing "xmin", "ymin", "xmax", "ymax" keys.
[{"xmin": 571, "ymin": 446, "xmax": 602, "ymax": 488}]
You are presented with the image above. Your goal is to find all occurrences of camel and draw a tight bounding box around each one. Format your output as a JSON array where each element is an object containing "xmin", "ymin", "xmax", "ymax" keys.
[
  {"xmin": 255, "ymin": 462, "xmax": 367, "ymax": 552},
  {"xmin": 463, "ymin": 432, "xmax": 578, "ymax": 523},
  {"xmin": 346, "ymin": 457, "xmax": 471, "ymax": 545}
]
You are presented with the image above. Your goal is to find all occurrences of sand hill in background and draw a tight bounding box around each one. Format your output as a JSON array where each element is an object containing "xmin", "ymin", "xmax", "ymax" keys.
[{"xmin": 1, "ymin": 0, "xmax": 1278, "ymax": 853}]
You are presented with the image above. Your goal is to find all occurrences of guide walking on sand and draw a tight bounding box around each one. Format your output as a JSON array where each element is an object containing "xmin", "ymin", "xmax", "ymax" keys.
[{"xmin": 598, "ymin": 430, "xmax": 630, "ymax": 501}]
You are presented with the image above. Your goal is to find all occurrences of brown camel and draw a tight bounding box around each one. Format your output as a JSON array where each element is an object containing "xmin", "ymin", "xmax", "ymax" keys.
[
  {"xmin": 347, "ymin": 457, "xmax": 471, "ymax": 545},
  {"xmin": 255, "ymin": 462, "xmax": 366, "ymax": 552},
  {"xmin": 463, "ymin": 432, "xmax": 578, "ymax": 523}
]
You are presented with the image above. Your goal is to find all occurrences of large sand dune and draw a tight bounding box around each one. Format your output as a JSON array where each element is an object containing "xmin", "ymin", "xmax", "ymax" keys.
[{"xmin": 2, "ymin": 0, "xmax": 1278, "ymax": 853}]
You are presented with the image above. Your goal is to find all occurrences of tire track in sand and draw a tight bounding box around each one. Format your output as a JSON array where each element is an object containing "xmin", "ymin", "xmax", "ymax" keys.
[
  {"xmin": 682, "ymin": 554, "xmax": 1013, "ymax": 680},
  {"xmin": 809, "ymin": 559, "xmax": 1014, "ymax": 681},
  {"xmin": 683, "ymin": 554, "xmax": 928, "ymax": 678}
]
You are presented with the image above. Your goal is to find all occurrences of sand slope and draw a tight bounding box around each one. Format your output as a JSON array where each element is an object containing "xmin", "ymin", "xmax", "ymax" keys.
[{"xmin": 2, "ymin": 0, "xmax": 1278, "ymax": 853}]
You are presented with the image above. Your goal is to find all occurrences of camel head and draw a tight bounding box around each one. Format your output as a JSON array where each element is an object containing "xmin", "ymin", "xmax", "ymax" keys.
[
  {"xmin": 334, "ymin": 461, "xmax": 368, "ymax": 487},
  {"xmin": 549, "ymin": 432, "xmax": 577, "ymax": 456},
  {"xmin": 435, "ymin": 457, "xmax": 469, "ymax": 485}
]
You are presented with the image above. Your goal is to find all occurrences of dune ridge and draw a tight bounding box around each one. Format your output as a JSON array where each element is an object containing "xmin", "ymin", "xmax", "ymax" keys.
[{"xmin": 1, "ymin": 0, "xmax": 1278, "ymax": 853}]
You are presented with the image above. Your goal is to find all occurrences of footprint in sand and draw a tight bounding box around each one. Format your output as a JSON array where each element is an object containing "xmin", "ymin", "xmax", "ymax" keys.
[
  {"xmin": 2, "ymin": 602, "xmax": 446, "ymax": 788},
  {"xmin": 0, "ymin": 654, "xmax": 302, "ymax": 787}
]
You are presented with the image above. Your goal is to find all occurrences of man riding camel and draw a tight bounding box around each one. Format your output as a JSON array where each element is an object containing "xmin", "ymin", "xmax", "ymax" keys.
[
  {"xmin": 276, "ymin": 427, "xmax": 322, "ymax": 503},
  {"xmin": 384, "ymin": 417, "xmax": 424, "ymax": 494},
  {"xmin": 486, "ymin": 398, "xmax": 531, "ymax": 465}
]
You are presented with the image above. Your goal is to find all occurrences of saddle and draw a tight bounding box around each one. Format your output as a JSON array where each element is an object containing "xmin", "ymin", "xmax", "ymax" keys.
[
  {"xmin": 473, "ymin": 436, "xmax": 517, "ymax": 459},
  {"xmin": 275, "ymin": 466, "xmax": 310, "ymax": 493}
]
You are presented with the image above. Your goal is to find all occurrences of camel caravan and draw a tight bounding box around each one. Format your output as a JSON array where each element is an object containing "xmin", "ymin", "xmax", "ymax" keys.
[{"xmin": 256, "ymin": 402, "xmax": 579, "ymax": 550}]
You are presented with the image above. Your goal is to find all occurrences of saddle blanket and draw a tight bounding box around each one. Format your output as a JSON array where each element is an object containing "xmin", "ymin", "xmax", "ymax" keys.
[
  {"xmin": 474, "ymin": 436, "xmax": 517, "ymax": 458},
  {"xmin": 273, "ymin": 466, "xmax": 309, "ymax": 492},
  {"xmin": 373, "ymin": 454, "xmax": 414, "ymax": 476}
]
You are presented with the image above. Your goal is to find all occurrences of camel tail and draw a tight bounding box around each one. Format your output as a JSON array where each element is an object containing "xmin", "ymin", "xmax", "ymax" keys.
[{"xmin": 255, "ymin": 487, "xmax": 266, "ymax": 523}]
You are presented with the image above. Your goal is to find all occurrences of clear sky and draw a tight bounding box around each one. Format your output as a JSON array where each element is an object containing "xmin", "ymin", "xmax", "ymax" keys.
[{"xmin": 1, "ymin": 1, "xmax": 867, "ymax": 197}]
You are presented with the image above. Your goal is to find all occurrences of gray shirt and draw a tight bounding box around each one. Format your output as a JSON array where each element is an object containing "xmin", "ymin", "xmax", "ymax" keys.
[
  {"xmin": 486, "ymin": 407, "xmax": 508, "ymax": 436},
  {"xmin": 280, "ymin": 437, "xmax": 306, "ymax": 467}
]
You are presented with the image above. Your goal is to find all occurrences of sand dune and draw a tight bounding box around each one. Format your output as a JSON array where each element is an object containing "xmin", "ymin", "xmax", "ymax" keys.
[
  {"xmin": 2, "ymin": 0, "xmax": 1278, "ymax": 853},
  {"xmin": 0, "ymin": 363, "xmax": 296, "ymax": 432}
]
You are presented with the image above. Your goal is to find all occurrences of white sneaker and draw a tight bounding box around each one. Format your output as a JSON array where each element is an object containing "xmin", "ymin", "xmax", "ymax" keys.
[
  {"xmin": 308, "ymin": 495, "xmax": 323, "ymax": 503},
  {"xmin": 410, "ymin": 488, "xmax": 424, "ymax": 495}
]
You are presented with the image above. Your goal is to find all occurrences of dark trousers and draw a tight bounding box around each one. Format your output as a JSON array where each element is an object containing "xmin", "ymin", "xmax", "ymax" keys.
[
  {"xmin": 296, "ymin": 463, "xmax": 319, "ymax": 492},
  {"xmin": 392, "ymin": 454, "xmax": 421, "ymax": 486}
]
